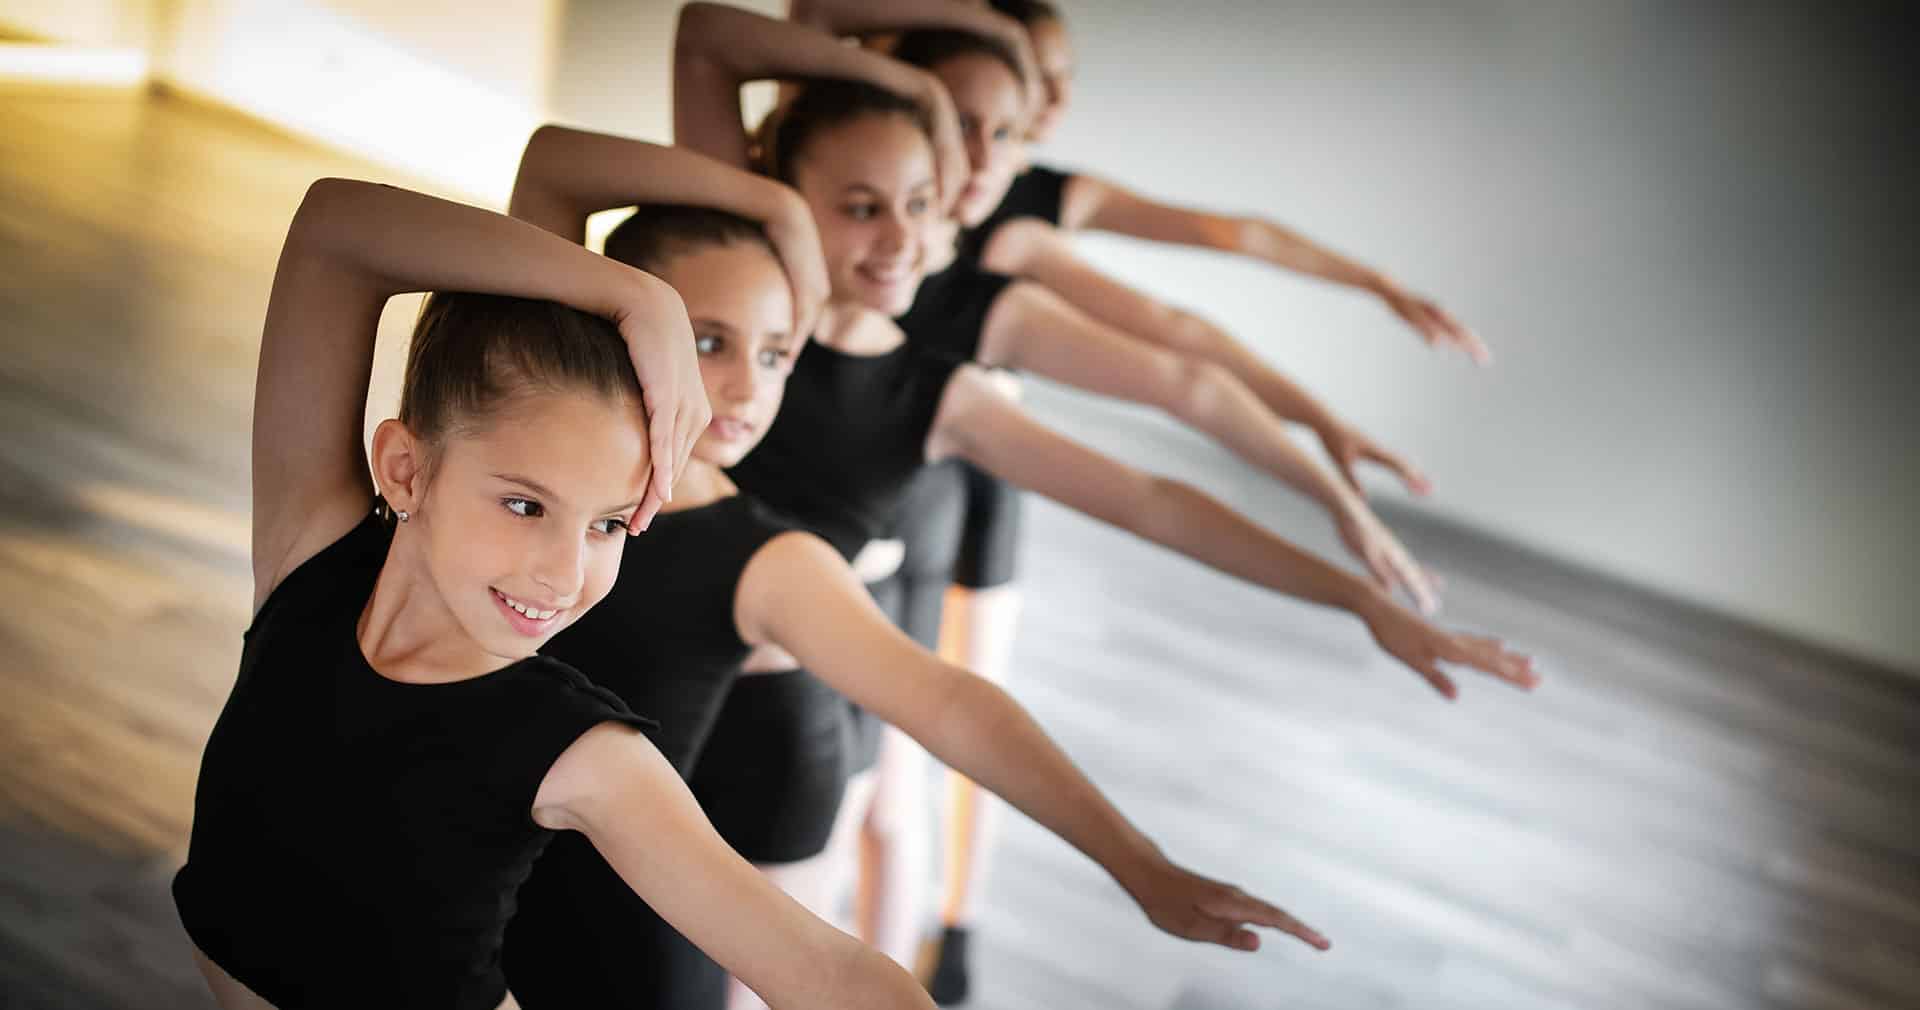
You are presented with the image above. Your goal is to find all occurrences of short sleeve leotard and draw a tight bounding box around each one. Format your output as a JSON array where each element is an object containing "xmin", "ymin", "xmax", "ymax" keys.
[
  {"xmin": 504, "ymin": 495, "xmax": 799, "ymax": 1010},
  {"xmin": 171, "ymin": 511, "xmax": 651, "ymax": 1010}
]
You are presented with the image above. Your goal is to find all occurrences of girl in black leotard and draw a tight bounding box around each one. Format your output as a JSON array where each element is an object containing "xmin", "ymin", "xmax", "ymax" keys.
[
  {"xmin": 863, "ymin": 14, "xmax": 1518, "ymax": 994},
  {"xmin": 169, "ymin": 179, "xmax": 938, "ymax": 1009},
  {"xmin": 495, "ymin": 130, "xmax": 1328, "ymax": 1010},
  {"xmin": 672, "ymin": 5, "xmax": 1538, "ymax": 999}
]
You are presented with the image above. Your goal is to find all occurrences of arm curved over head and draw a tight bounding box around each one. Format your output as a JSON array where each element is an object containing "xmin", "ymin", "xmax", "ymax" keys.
[
  {"xmin": 674, "ymin": 2, "xmax": 968, "ymax": 206},
  {"xmin": 789, "ymin": 0, "xmax": 1044, "ymax": 115},
  {"xmin": 929, "ymin": 367, "xmax": 1539, "ymax": 700},
  {"xmin": 534, "ymin": 722, "xmax": 935, "ymax": 1010},
  {"xmin": 508, "ymin": 126, "xmax": 829, "ymax": 339},
  {"xmin": 250, "ymin": 180, "xmax": 701, "ymax": 611},
  {"xmin": 734, "ymin": 531, "xmax": 1332, "ymax": 953}
]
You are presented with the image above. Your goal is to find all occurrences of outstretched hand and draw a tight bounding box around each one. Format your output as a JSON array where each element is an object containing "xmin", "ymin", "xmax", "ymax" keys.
[
  {"xmin": 1379, "ymin": 282, "xmax": 1490, "ymax": 365},
  {"xmin": 1127, "ymin": 858, "xmax": 1330, "ymax": 954},
  {"xmin": 1358, "ymin": 592, "xmax": 1539, "ymax": 699},
  {"xmin": 1320, "ymin": 424, "xmax": 1432, "ymax": 499},
  {"xmin": 616, "ymin": 280, "xmax": 710, "ymax": 531}
]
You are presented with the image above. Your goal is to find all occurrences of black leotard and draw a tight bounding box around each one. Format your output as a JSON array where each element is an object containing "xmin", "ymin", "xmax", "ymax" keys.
[
  {"xmin": 172, "ymin": 511, "xmax": 651, "ymax": 1010},
  {"xmin": 504, "ymin": 495, "xmax": 797, "ymax": 1010},
  {"xmin": 954, "ymin": 162, "xmax": 1071, "ymax": 265},
  {"xmin": 726, "ymin": 339, "xmax": 963, "ymax": 560}
]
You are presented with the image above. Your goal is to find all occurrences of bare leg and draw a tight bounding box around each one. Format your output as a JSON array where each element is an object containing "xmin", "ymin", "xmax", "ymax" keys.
[
  {"xmin": 935, "ymin": 584, "xmax": 1024, "ymax": 930},
  {"xmin": 854, "ymin": 723, "xmax": 934, "ymax": 969}
]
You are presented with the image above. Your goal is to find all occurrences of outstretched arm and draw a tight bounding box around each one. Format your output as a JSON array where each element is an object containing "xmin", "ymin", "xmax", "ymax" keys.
[
  {"xmin": 736, "ymin": 532, "xmax": 1330, "ymax": 953},
  {"xmin": 1058, "ymin": 173, "xmax": 1490, "ymax": 364},
  {"xmin": 931, "ymin": 368, "xmax": 1538, "ymax": 699},
  {"xmin": 536, "ymin": 724, "xmax": 934, "ymax": 1009},
  {"xmin": 983, "ymin": 217, "xmax": 1432, "ymax": 497},
  {"xmin": 508, "ymin": 125, "xmax": 829, "ymax": 338},
  {"xmin": 250, "ymin": 180, "xmax": 704, "ymax": 612},
  {"xmin": 673, "ymin": 2, "xmax": 967, "ymax": 207},
  {"xmin": 977, "ymin": 279, "xmax": 1439, "ymax": 611}
]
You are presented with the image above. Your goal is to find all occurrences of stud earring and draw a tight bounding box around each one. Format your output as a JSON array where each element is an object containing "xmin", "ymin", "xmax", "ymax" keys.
[{"xmin": 396, "ymin": 509, "xmax": 411, "ymax": 523}]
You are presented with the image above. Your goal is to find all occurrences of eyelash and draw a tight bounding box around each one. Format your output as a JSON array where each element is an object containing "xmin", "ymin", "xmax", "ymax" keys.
[{"xmin": 503, "ymin": 497, "xmax": 630, "ymax": 537}]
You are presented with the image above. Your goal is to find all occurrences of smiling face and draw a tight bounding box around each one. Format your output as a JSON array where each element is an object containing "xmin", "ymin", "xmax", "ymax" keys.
[
  {"xmin": 931, "ymin": 51, "xmax": 1030, "ymax": 226},
  {"xmin": 787, "ymin": 112, "xmax": 939, "ymax": 316},
  {"xmin": 380, "ymin": 389, "xmax": 650, "ymax": 666},
  {"xmin": 648, "ymin": 240, "xmax": 801, "ymax": 468},
  {"xmin": 1027, "ymin": 15, "xmax": 1074, "ymax": 143}
]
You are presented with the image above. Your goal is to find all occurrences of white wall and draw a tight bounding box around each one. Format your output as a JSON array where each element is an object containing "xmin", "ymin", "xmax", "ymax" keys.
[{"xmin": 1026, "ymin": 0, "xmax": 1919, "ymax": 671}]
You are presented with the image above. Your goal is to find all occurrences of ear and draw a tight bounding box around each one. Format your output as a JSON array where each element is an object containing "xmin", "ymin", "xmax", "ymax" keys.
[{"xmin": 370, "ymin": 418, "xmax": 429, "ymax": 516}]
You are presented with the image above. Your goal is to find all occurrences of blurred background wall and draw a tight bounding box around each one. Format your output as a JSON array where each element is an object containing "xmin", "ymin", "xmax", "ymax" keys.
[{"xmin": 5, "ymin": 0, "xmax": 1915, "ymax": 674}]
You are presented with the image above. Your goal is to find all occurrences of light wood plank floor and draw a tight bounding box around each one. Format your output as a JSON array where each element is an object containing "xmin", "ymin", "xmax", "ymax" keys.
[{"xmin": 2, "ymin": 87, "xmax": 1916, "ymax": 1010}]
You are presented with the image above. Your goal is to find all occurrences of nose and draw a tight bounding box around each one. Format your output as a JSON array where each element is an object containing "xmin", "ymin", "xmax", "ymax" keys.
[
  {"xmin": 964, "ymin": 123, "xmax": 990, "ymax": 171},
  {"xmin": 528, "ymin": 523, "xmax": 587, "ymax": 604},
  {"xmin": 876, "ymin": 209, "xmax": 912, "ymax": 256},
  {"xmin": 716, "ymin": 352, "xmax": 763, "ymax": 407}
]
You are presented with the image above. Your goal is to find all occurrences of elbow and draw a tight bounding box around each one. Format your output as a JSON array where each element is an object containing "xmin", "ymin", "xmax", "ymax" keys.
[{"xmin": 1161, "ymin": 356, "xmax": 1234, "ymax": 428}]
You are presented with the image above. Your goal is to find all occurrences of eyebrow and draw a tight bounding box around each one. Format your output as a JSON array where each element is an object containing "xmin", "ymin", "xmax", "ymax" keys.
[
  {"xmin": 495, "ymin": 473, "xmax": 645, "ymax": 517},
  {"xmin": 692, "ymin": 317, "xmax": 737, "ymax": 335}
]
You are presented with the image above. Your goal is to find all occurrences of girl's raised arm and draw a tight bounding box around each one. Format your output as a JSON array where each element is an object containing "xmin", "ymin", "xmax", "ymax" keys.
[
  {"xmin": 673, "ymin": 2, "xmax": 966, "ymax": 205},
  {"xmin": 734, "ymin": 531, "xmax": 1331, "ymax": 953},
  {"xmin": 789, "ymin": 0, "xmax": 1043, "ymax": 113},
  {"xmin": 929, "ymin": 367, "xmax": 1538, "ymax": 699},
  {"xmin": 534, "ymin": 724, "xmax": 935, "ymax": 1010},
  {"xmin": 251, "ymin": 180, "xmax": 705, "ymax": 610},
  {"xmin": 508, "ymin": 126, "xmax": 828, "ymax": 339}
]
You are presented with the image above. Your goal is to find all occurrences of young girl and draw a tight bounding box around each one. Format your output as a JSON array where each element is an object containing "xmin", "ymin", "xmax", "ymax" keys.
[
  {"xmin": 865, "ymin": 14, "xmax": 1503, "ymax": 994},
  {"xmin": 170, "ymin": 178, "xmax": 938, "ymax": 1010},
  {"xmin": 672, "ymin": 0, "xmax": 1537, "ymax": 989},
  {"xmin": 497, "ymin": 127, "xmax": 1329, "ymax": 1010}
]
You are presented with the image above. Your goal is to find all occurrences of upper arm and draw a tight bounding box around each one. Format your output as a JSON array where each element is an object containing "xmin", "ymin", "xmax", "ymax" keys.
[
  {"xmin": 506, "ymin": 125, "xmax": 592, "ymax": 244},
  {"xmin": 533, "ymin": 721, "xmax": 866, "ymax": 1003},
  {"xmin": 931, "ymin": 366, "xmax": 1159, "ymax": 535},
  {"xmin": 673, "ymin": 3, "xmax": 754, "ymax": 168},
  {"xmin": 1064, "ymin": 173, "xmax": 1244, "ymax": 251},
  {"xmin": 249, "ymin": 181, "xmax": 390, "ymax": 608},
  {"xmin": 734, "ymin": 532, "xmax": 965, "ymax": 732}
]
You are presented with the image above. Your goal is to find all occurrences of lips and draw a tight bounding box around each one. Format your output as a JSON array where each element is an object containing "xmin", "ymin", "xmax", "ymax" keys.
[
  {"xmin": 491, "ymin": 588, "xmax": 564, "ymax": 638},
  {"xmin": 709, "ymin": 416, "xmax": 755, "ymax": 442}
]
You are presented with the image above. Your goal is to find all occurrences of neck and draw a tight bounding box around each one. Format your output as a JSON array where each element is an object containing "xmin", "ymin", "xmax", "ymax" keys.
[
  {"xmin": 816, "ymin": 299, "xmax": 907, "ymax": 356},
  {"xmin": 665, "ymin": 459, "xmax": 736, "ymax": 512},
  {"xmin": 358, "ymin": 533, "xmax": 506, "ymax": 684}
]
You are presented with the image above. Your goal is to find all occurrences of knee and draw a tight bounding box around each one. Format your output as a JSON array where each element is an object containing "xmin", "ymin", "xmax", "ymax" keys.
[{"xmin": 1163, "ymin": 355, "xmax": 1234, "ymax": 424}]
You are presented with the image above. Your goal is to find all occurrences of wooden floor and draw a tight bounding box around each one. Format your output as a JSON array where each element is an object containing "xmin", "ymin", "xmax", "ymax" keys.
[{"xmin": 3, "ymin": 88, "xmax": 1918, "ymax": 1010}]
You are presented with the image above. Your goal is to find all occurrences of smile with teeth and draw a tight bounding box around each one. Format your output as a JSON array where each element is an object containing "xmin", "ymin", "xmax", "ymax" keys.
[{"xmin": 494, "ymin": 589, "xmax": 560, "ymax": 621}]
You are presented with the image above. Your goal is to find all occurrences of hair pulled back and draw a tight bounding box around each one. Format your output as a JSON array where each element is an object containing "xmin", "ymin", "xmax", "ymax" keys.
[
  {"xmin": 398, "ymin": 292, "xmax": 641, "ymax": 458},
  {"xmin": 603, "ymin": 204, "xmax": 776, "ymax": 276},
  {"xmin": 754, "ymin": 78, "xmax": 933, "ymax": 185},
  {"xmin": 891, "ymin": 28, "xmax": 1026, "ymax": 86},
  {"xmin": 989, "ymin": 0, "xmax": 1060, "ymax": 27}
]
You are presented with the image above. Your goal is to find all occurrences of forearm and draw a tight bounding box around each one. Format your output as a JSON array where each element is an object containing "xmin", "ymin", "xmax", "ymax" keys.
[
  {"xmin": 1234, "ymin": 216, "xmax": 1388, "ymax": 293},
  {"xmin": 792, "ymin": 0, "xmax": 1024, "ymax": 44},
  {"xmin": 678, "ymin": 3, "xmax": 928, "ymax": 103},
  {"xmin": 509, "ymin": 126, "xmax": 798, "ymax": 242},
  {"xmin": 1136, "ymin": 475, "xmax": 1376, "ymax": 613},
  {"xmin": 916, "ymin": 672, "xmax": 1166, "ymax": 896},
  {"xmin": 293, "ymin": 178, "xmax": 657, "ymax": 321}
]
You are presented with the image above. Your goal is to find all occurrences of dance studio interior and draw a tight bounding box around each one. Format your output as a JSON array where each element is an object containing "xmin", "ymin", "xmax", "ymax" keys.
[{"xmin": 2, "ymin": 1, "xmax": 1917, "ymax": 1008}]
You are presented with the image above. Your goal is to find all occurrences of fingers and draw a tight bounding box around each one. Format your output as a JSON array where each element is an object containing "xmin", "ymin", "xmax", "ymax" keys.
[
  {"xmin": 1196, "ymin": 889, "xmax": 1332, "ymax": 952},
  {"xmin": 1429, "ymin": 303, "xmax": 1492, "ymax": 366},
  {"xmin": 1362, "ymin": 442, "xmax": 1433, "ymax": 497},
  {"xmin": 1409, "ymin": 652, "xmax": 1460, "ymax": 700},
  {"xmin": 1444, "ymin": 633, "xmax": 1541, "ymax": 690},
  {"xmin": 1334, "ymin": 453, "xmax": 1366, "ymax": 498}
]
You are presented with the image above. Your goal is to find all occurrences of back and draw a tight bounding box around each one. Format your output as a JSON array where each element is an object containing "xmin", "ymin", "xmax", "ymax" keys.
[{"xmin": 173, "ymin": 510, "xmax": 651, "ymax": 1010}]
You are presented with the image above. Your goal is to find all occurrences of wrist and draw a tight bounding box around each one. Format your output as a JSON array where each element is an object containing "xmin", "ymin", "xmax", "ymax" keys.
[{"xmin": 1104, "ymin": 831, "xmax": 1170, "ymax": 900}]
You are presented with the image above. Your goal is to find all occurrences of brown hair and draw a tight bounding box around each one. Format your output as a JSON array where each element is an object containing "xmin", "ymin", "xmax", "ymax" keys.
[
  {"xmin": 603, "ymin": 204, "xmax": 776, "ymax": 276},
  {"xmin": 892, "ymin": 29, "xmax": 1027, "ymax": 87},
  {"xmin": 989, "ymin": 0, "xmax": 1060, "ymax": 27},
  {"xmin": 755, "ymin": 79, "xmax": 934, "ymax": 185},
  {"xmin": 398, "ymin": 292, "xmax": 641, "ymax": 458}
]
